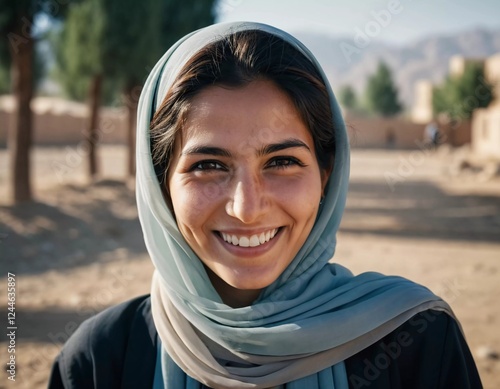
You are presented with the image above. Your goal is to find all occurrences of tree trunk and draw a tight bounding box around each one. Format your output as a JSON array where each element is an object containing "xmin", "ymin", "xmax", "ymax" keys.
[
  {"xmin": 124, "ymin": 83, "xmax": 140, "ymax": 178},
  {"xmin": 8, "ymin": 19, "xmax": 34, "ymax": 203},
  {"xmin": 86, "ymin": 74, "xmax": 103, "ymax": 181}
]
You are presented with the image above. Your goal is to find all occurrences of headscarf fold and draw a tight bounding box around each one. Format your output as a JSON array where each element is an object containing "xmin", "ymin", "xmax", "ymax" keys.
[{"xmin": 136, "ymin": 22, "xmax": 454, "ymax": 388}]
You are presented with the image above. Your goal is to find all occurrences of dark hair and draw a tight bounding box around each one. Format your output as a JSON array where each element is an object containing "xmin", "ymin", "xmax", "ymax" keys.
[{"xmin": 150, "ymin": 29, "xmax": 335, "ymax": 186}]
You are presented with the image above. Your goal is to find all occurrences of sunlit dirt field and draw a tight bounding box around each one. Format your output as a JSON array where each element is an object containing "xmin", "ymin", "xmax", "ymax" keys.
[{"xmin": 1, "ymin": 145, "xmax": 499, "ymax": 388}]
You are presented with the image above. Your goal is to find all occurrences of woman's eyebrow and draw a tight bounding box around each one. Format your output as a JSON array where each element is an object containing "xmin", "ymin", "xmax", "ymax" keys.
[
  {"xmin": 181, "ymin": 138, "xmax": 310, "ymax": 157},
  {"xmin": 182, "ymin": 146, "xmax": 232, "ymax": 157},
  {"xmin": 258, "ymin": 138, "xmax": 311, "ymax": 156}
]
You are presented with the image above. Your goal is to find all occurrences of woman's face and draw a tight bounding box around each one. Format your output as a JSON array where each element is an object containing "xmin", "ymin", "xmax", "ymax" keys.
[{"xmin": 168, "ymin": 79, "xmax": 328, "ymax": 306}]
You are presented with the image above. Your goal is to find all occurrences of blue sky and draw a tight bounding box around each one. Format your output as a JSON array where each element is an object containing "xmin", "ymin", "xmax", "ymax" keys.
[{"xmin": 216, "ymin": 0, "xmax": 500, "ymax": 45}]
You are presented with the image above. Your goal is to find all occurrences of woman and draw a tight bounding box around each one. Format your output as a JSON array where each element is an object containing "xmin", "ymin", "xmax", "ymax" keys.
[{"xmin": 49, "ymin": 22, "xmax": 482, "ymax": 388}]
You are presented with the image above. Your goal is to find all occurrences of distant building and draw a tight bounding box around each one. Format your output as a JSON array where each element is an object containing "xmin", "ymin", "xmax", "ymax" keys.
[
  {"xmin": 411, "ymin": 54, "xmax": 500, "ymax": 159},
  {"xmin": 472, "ymin": 107, "xmax": 500, "ymax": 159},
  {"xmin": 448, "ymin": 55, "xmax": 485, "ymax": 78},
  {"xmin": 484, "ymin": 53, "xmax": 500, "ymax": 103},
  {"xmin": 471, "ymin": 54, "xmax": 500, "ymax": 160},
  {"xmin": 411, "ymin": 80, "xmax": 434, "ymax": 124},
  {"xmin": 411, "ymin": 55, "xmax": 490, "ymax": 124}
]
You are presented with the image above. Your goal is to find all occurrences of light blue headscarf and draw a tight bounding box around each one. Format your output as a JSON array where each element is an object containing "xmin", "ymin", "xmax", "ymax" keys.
[{"xmin": 136, "ymin": 22, "xmax": 454, "ymax": 389}]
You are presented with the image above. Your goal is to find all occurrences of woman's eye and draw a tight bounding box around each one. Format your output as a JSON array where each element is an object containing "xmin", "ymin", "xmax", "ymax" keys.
[
  {"xmin": 191, "ymin": 161, "xmax": 225, "ymax": 171},
  {"xmin": 267, "ymin": 157, "xmax": 304, "ymax": 169}
]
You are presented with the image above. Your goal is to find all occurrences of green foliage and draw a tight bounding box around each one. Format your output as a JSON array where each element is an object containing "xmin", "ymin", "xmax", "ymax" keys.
[
  {"xmin": 432, "ymin": 63, "xmax": 494, "ymax": 120},
  {"xmin": 52, "ymin": 0, "xmax": 215, "ymax": 104},
  {"xmin": 0, "ymin": 1, "xmax": 33, "ymax": 93},
  {"xmin": 0, "ymin": 0, "xmax": 34, "ymax": 34},
  {"xmin": 0, "ymin": 35, "xmax": 53, "ymax": 94},
  {"xmin": 365, "ymin": 61, "xmax": 402, "ymax": 117},
  {"xmin": 0, "ymin": 62, "xmax": 9, "ymax": 93},
  {"xmin": 338, "ymin": 85, "xmax": 357, "ymax": 111},
  {"xmin": 0, "ymin": 13, "xmax": 10, "ymax": 83},
  {"xmin": 51, "ymin": 1, "xmax": 105, "ymax": 101},
  {"xmin": 98, "ymin": 0, "xmax": 162, "ymax": 82},
  {"xmin": 0, "ymin": 0, "xmax": 76, "ymax": 95},
  {"xmin": 160, "ymin": 1, "xmax": 215, "ymax": 50}
]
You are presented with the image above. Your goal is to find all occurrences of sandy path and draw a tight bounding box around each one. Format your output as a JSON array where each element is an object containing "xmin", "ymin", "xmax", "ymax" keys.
[{"xmin": 0, "ymin": 145, "xmax": 499, "ymax": 388}]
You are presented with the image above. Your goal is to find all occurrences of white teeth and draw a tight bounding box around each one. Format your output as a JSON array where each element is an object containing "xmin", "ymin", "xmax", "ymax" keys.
[
  {"xmin": 220, "ymin": 229, "xmax": 278, "ymax": 247},
  {"xmin": 239, "ymin": 236, "xmax": 250, "ymax": 247},
  {"xmin": 249, "ymin": 235, "xmax": 260, "ymax": 247}
]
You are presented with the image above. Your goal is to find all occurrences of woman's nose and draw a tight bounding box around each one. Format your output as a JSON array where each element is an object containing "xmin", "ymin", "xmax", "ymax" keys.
[{"xmin": 225, "ymin": 173, "xmax": 269, "ymax": 224}]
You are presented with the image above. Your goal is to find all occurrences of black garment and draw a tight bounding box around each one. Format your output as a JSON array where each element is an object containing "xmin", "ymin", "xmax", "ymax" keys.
[{"xmin": 48, "ymin": 295, "xmax": 482, "ymax": 389}]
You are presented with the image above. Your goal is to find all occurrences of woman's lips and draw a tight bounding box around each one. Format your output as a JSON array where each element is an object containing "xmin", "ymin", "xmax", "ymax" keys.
[
  {"xmin": 214, "ymin": 227, "xmax": 283, "ymax": 256},
  {"xmin": 219, "ymin": 228, "xmax": 279, "ymax": 247}
]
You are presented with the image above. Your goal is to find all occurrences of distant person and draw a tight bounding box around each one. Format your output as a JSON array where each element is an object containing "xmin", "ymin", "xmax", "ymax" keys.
[
  {"xmin": 425, "ymin": 121, "xmax": 441, "ymax": 148},
  {"xmin": 48, "ymin": 22, "xmax": 482, "ymax": 388},
  {"xmin": 385, "ymin": 126, "xmax": 396, "ymax": 149}
]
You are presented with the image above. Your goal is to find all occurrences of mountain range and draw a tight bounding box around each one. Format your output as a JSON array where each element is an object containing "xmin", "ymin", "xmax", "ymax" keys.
[{"xmin": 292, "ymin": 28, "xmax": 500, "ymax": 110}]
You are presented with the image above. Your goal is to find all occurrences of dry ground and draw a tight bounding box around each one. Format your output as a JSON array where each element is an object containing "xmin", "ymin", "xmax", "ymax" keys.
[{"xmin": 1, "ymin": 145, "xmax": 499, "ymax": 388}]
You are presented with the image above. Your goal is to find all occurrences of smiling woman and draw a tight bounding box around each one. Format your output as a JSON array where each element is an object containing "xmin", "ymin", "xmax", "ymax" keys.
[
  {"xmin": 167, "ymin": 81, "xmax": 326, "ymax": 307},
  {"xmin": 48, "ymin": 22, "xmax": 482, "ymax": 389}
]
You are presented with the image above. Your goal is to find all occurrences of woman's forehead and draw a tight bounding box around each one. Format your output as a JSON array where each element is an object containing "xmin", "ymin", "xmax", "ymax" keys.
[
  {"xmin": 178, "ymin": 81, "xmax": 312, "ymax": 151},
  {"xmin": 186, "ymin": 80, "xmax": 302, "ymax": 124}
]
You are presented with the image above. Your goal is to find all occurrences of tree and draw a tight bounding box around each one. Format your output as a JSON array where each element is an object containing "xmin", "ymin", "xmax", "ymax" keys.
[
  {"xmin": 365, "ymin": 61, "xmax": 402, "ymax": 117},
  {"xmin": 120, "ymin": 0, "xmax": 215, "ymax": 177},
  {"xmin": 54, "ymin": 0, "xmax": 216, "ymax": 181},
  {"xmin": 121, "ymin": 0, "xmax": 216, "ymax": 177},
  {"xmin": 0, "ymin": 0, "xmax": 72, "ymax": 203},
  {"xmin": 0, "ymin": 48, "xmax": 9, "ymax": 93},
  {"xmin": 108, "ymin": 0, "xmax": 162, "ymax": 178},
  {"xmin": 338, "ymin": 85, "xmax": 357, "ymax": 111},
  {"xmin": 0, "ymin": 1, "xmax": 36, "ymax": 203},
  {"xmin": 433, "ymin": 63, "xmax": 494, "ymax": 121},
  {"xmin": 54, "ymin": 0, "xmax": 107, "ymax": 180},
  {"xmin": 159, "ymin": 1, "xmax": 215, "ymax": 49}
]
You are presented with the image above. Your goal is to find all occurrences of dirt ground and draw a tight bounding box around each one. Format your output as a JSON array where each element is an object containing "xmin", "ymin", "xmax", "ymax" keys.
[{"xmin": 1, "ymin": 145, "xmax": 499, "ymax": 388}]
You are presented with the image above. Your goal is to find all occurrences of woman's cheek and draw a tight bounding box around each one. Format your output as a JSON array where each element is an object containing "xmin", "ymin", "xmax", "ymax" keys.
[
  {"xmin": 175, "ymin": 180, "xmax": 225, "ymax": 220},
  {"xmin": 270, "ymin": 175, "xmax": 321, "ymax": 209}
]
